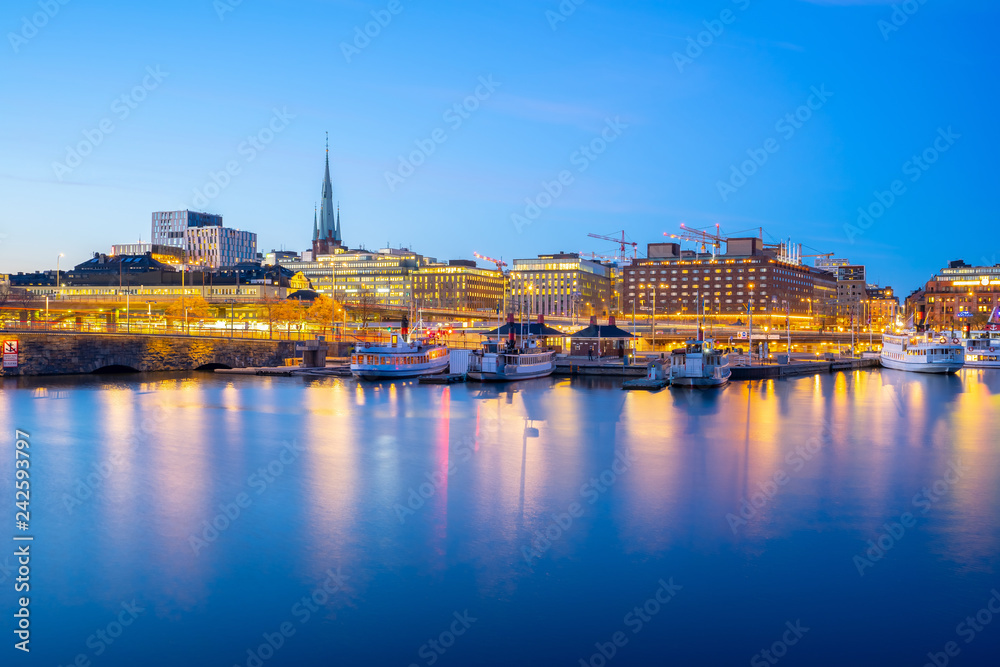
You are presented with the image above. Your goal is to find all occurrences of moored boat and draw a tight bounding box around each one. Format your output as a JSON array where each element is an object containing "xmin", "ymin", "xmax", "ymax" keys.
[
  {"xmin": 880, "ymin": 330, "xmax": 964, "ymax": 374},
  {"xmin": 467, "ymin": 314, "xmax": 556, "ymax": 382},
  {"xmin": 963, "ymin": 309, "xmax": 1000, "ymax": 369},
  {"xmin": 350, "ymin": 322, "xmax": 449, "ymax": 380},
  {"xmin": 668, "ymin": 337, "xmax": 731, "ymax": 388}
]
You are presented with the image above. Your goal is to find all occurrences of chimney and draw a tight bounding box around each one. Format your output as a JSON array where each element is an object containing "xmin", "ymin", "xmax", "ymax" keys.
[
  {"xmin": 507, "ymin": 312, "xmax": 515, "ymax": 341},
  {"xmin": 609, "ymin": 315, "xmax": 616, "ymax": 327},
  {"xmin": 537, "ymin": 314, "xmax": 544, "ymax": 324},
  {"xmin": 590, "ymin": 316, "xmax": 597, "ymax": 325}
]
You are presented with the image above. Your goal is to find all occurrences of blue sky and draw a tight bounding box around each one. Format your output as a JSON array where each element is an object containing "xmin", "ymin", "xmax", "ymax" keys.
[{"xmin": 1, "ymin": 0, "xmax": 996, "ymax": 292}]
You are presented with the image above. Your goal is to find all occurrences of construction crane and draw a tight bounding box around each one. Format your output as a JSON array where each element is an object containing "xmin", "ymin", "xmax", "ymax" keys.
[
  {"xmin": 664, "ymin": 223, "xmax": 728, "ymax": 258},
  {"xmin": 473, "ymin": 251, "xmax": 508, "ymax": 272},
  {"xmin": 587, "ymin": 231, "xmax": 638, "ymax": 264}
]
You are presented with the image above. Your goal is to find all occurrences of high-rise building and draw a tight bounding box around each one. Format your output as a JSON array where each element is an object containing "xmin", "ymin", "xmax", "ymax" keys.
[
  {"xmin": 185, "ymin": 227, "xmax": 257, "ymax": 269},
  {"xmin": 151, "ymin": 210, "xmax": 222, "ymax": 248},
  {"xmin": 111, "ymin": 243, "xmax": 186, "ymax": 267},
  {"xmin": 510, "ymin": 253, "xmax": 612, "ymax": 318},
  {"xmin": 312, "ymin": 135, "xmax": 344, "ymax": 256}
]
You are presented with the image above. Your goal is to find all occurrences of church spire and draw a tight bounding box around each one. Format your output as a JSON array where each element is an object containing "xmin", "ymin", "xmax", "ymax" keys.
[{"xmin": 313, "ymin": 133, "xmax": 343, "ymax": 255}]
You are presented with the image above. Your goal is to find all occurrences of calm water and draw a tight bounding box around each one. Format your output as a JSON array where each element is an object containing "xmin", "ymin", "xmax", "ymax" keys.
[{"xmin": 1, "ymin": 369, "xmax": 999, "ymax": 666}]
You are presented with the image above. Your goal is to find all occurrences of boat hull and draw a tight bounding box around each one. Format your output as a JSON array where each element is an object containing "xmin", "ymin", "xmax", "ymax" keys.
[
  {"xmin": 671, "ymin": 375, "xmax": 730, "ymax": 388},
  {"xmin": 879, "ymin": 356, "xmax": 963, "ymax": 374},
  {"xmin": 351, "ymin": 357, "xmax": 449, "ymax": 380},
  {"xmin": 467, "ymin": 365, "xmax": 554, "ymax": 382}
]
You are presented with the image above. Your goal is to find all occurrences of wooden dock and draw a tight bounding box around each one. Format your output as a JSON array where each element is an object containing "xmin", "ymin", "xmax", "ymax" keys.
[
  {"xmin": 622, "ymin": 377, "xmax": 669, "ymax": 390},
  {"xmin": 730, "ymin": 357, "xmax": 879, "ymax": 380}
]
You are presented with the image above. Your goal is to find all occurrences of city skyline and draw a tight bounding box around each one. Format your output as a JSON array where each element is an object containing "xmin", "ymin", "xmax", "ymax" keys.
[{"xmin": 2, "ymin": 0, "xmax": 997, "ymax": 294}]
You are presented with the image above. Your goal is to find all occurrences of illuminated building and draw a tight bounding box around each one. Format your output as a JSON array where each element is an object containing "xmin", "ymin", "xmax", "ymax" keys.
[
  {"xmin": 510, "ymin": 253, "xmax": 612, "ymax": 318},
  {"xmin": 921, "ymin": 259, "xmax": 1000, "ymax": 328},
  {"xmin": 151, "ymin": 210, "xmax": 222, "ymax": 248},
  {"xmin": 621, "ymin": 239, "xmax": 836, "ymax": 325},
  {"xmin": 413, "ymin": 260, "xmax": 506, "ymax": 311}
]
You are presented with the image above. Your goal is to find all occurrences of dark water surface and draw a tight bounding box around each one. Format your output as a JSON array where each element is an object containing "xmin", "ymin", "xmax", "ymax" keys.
[{"xmin": 1, "ymin": 369, "xmax": 999, "ymax": 666}]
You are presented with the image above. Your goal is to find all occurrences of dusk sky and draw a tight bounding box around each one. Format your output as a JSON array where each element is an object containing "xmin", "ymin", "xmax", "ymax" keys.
[{"xmin": 1, "ymin": 0, "xmax": 996, "ymax": 292}]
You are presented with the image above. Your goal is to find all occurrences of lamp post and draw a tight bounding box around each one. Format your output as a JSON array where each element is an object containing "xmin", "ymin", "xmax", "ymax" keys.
[{"xmin": 55, "ymin": 252, "xmax": 64, "ymax": 299}]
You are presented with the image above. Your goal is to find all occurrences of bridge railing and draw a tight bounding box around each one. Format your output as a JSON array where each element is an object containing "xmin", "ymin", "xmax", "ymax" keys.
[{"xmin": 0, "ymin": 320, "xmax": 318, "ymax": 341}]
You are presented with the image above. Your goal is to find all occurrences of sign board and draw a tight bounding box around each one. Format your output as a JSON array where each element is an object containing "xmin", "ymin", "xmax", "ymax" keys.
[
  {"xmin": 958, "ymin": 311, "xmax": 972, "ymax": 318},
  {"xmin": 985, "ymin": 323, "xmax": 1000, "ymax": 332},
  {"xmin": 2, "ymin": 340, "xmax": 17, "ymax": 368},
  {"xmin": 736, "ymin": 331, "xmax": 748, "ymax": 339}
]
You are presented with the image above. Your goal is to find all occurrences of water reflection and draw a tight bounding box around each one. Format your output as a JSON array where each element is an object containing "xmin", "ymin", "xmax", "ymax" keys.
[{"xmin": 0, "ymin": 369, "xmax": 997, "ymax": 664}]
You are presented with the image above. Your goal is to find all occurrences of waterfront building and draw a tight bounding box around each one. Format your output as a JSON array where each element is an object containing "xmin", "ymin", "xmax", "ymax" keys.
[
  {"xmin": 621, "ymin": 239, "xmax": 837, "ymax": 326},
  {"xmin": 814, "ymin": 257, "xmax": 851, "ymax": 271},
  {"xmin": 151, "ymin": 210, "xmax": 222, "ymax": 248},
  {"xmin": 920, "ymin": 259, "xmax": 1000, "ymax": 329},
  {"xmin": 185, "ymin": 226, "xmax": 257, "ymax": 269},
  {"xmin": 280, "ymin": 247, "xmax": 424, "ymax": 311},
  {"xmin": 16, "ymin": 254, "xmax": 301, "ymax": 303},
  {"xmin": 413, "ymin": 260, "xmax": 506, "ymax": 312},
  {"xmin": 510, "ymin": 253, "xmax": 612, "ymax": 318}
]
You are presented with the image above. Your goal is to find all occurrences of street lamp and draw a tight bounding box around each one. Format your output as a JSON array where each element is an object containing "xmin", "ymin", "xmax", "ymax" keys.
[{"xmin": 55, "ymin": 252, "xmax": 64, "ymax": 299}]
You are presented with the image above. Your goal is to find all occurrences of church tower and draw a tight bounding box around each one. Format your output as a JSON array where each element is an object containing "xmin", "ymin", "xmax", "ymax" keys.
[{"xmin": 312, "ymin": 133, "xmax": 343, "ymax": 255}]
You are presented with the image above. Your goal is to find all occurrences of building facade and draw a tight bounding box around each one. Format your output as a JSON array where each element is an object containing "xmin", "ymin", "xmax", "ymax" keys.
[
  {"xmin": 186, "ymin": 227, "xmax": 258, "ymax": 269},
  {"xmin": 921, "ymin": 260, "xmax": 1000, "ymax": 328},
  {"xmin": 833, "ymin": 265, "xmax": 867, "ymax": 325},
  {"xmin": 413, "ymin": 260, "xmax": 506, "ymax": 311},
  {"xmin": 151, "ymin": 210, "xmax": 222, "ymax": 248},
  {"xmin": 111, "ymin": 243, "xmax": 186, "ymax": 266},
  {"xmin": 865, "ymin": 286, "xmax": 899, "ymax": 330},
  {"xmin": 510, "ymin": 253, "xmax": 612, "ymax": 318},
  {"xmin": 622, "ymin": 239, "xmax": 837, "ymax": 326}
]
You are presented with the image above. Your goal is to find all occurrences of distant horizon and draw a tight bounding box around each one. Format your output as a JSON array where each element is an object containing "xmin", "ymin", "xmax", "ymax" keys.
[{"xmin": 2, "ymin": 0, "xmax": 997, "ymax": 295}]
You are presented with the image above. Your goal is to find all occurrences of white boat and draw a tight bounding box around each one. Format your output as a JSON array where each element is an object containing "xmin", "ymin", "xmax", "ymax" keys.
[
  {"xmin": 467, "ymin": 340, "xmax": 555, "ymax": 382},
  {"xmin": 963, "ymin": 331, "xmax": 1000, "ymax": 369},
  {"xmin": 880, "ymin": 330, "xmax": 964, "ymax": 374},
  {"xmin": 350, "ymin": 329, "xmax": 448, "ymax": 380},
  {"xmin": 668, "ymin": 338, "xmax": 731, "ymax": 388}
]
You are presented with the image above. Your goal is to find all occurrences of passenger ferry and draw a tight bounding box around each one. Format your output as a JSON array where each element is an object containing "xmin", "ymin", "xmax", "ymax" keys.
[
  {"xmin": 880, "ymin": 330, "xmax": 964, "ymax": 374},
  {"xmin": 668, "ymin": 337, "xmax": 731, "ymax": 388},
  {"xmin": 350, "ymin": 328, "xmax": 449, "ymax": 380},
  {"xmin": 467, "ymin": 339, "xmax": 555, "ymax": 382}
]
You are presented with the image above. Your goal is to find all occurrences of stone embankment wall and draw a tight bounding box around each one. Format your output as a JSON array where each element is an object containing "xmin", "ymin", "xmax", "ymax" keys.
[{"xmin": 0, "ymin": 333, "xmax": 297, "ymax": 376}]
